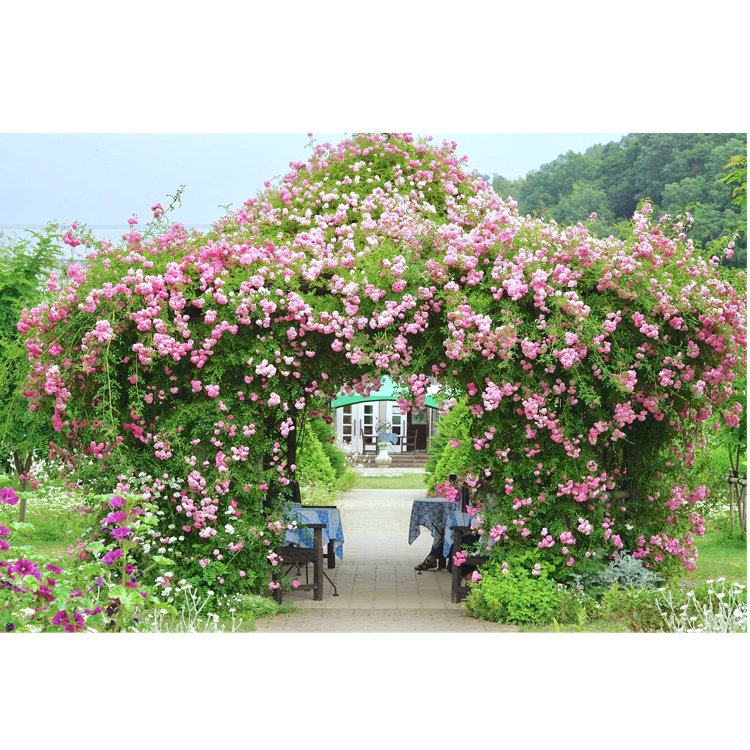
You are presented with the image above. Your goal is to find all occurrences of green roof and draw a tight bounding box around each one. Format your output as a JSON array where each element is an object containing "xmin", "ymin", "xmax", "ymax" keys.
[{"xmin": 331, "ymin": 376, "xmax": 439, "ymax": 409}]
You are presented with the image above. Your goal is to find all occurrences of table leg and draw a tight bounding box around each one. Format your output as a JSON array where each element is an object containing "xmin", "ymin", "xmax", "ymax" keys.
[
  {"xmin": 326, "ymin": 540, "xmax": 335, "ymax": 569},
  {"xmin": 313, "ymin": 527, "xmax": 324, "ymax": 601}
]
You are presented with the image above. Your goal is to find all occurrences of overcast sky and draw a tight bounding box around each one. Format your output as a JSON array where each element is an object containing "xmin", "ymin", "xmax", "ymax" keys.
[{"xmin": 0, "ymin": 132, "xmax": 626, "ymax": 235}]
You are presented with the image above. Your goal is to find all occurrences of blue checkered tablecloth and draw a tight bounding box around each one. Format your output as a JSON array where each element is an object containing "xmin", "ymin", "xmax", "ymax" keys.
[
  {"xmin": 408, "ymin": 498, "xmax": 459, "ymax": 547},
  {"xmin": 442, "ymin": 510, "xmax": 474, "ymax": 558},
  {"xmin": 283, "ymin": 504, "xmax": 345, "ymax": 560}
]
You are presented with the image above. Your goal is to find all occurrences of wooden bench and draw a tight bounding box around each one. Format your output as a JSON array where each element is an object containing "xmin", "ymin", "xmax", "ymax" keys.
[
  {"xmin": 273, "ymin": 522, "xmax": 325, "ymax": 603},
  {"xmin": 449, "ymin": 524, "xmax": 489, "ymax": 603}
]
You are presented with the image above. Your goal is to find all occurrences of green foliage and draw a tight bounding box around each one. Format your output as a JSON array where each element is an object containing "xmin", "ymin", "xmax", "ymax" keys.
[
  {"xmin": 552, "ymin": 584, "xmax": 598, "ymax": 628},
  {"xmin": 570, "ymin": 553, "xmax": 664, "ymax": 594},
  {"xmin": 297, "ymin": 422, "xmax": 338, "ymax": 491},
  {"xmin": 465, "ymin": 558, "xmax": 559, "ymax": 625},
  {"xmin": 505, "ymin": 133, "xmax": 747, "ymax": 267},
  {"xmin": 425, "ymin": 399, "xmax": 472, "ymax": 494},
  {"xmin": 0, "ymin": 228, "xmax": 65, "ymax": 476},
  {"xmin": 308, "ymin": 417, "xmax": 347, "ymax": 478},
  {"xmin": 657, "ymin": 579, "xmax": 747, "ymax": 633},
  {"xmin": 595, "ymin": 583, "xmax": 664, "ymax": 632},
  {"xmin": 721, "ymin": 155, "xmax": 747, "ymax": 208}
]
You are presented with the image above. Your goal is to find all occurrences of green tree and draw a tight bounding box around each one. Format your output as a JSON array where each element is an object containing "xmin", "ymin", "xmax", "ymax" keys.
[
  {"xmin": 721, "ymin": 155, "xmax": 747, "ymax": 207},
  {"xmin": 0, "ymin": 227, "xmax": 64, "ymax": 517},
  {"xmin": 549, "ymin": 182, "xmax": 615, "ymax": 231}
]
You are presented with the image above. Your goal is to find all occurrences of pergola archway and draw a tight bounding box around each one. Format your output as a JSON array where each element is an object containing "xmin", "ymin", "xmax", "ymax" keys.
[{"xmin": 21, "ymin": 133, "xmax": 746, "ymax": 592}]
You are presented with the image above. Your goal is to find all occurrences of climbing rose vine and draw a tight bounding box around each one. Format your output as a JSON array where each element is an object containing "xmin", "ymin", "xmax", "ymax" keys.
[{"xmin": 18, "ymin": 133, "xmax": 746, "ymax": 588}]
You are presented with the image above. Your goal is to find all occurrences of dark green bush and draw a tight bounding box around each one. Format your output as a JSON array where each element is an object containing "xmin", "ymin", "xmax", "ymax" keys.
[
  {"xmin": 595, "ymin": 583, "xmax": 664, "ymax": 632},
  {"xmin": 308, "ymin": 418, "xmax": 347, "ymax": 478},
  {"xmin": 465, "ymin": 561, "xmax": 559, "ymax": 625}
]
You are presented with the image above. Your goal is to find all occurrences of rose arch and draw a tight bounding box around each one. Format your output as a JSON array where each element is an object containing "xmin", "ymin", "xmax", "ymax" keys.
[{"xmin": 19, "ymin": 133, "xmax": 746, "ymax": 593}]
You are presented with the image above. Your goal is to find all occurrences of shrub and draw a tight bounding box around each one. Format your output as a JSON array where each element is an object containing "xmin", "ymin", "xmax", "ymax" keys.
[
  {"xmin": 465, "ymin": 558, "xmax": 559, "ymax": 625},
  {"xmin": 570, "ymin": 553, "xmax": 664, "ymax": 594},
  {"xmin": 595, "ymin": 583, "xmax": 664, "ymax": 632},
  {"xmin": 552, "ymin": 584, "xmax": 598, "ymax": 628},
  {"xmin": 297, "ymin": 422, "xmax": 339, "ymax": 504},
  {"xmin": 308, "ymin": 417, "xmax": 347, "ymax": 478},
  {"xmin": 425, "ymin": 399, "xmax": 473, "ymax": 495},
  {"xmin": 657, "ymin": 579, "xmax": 747, "ymax": 633}
]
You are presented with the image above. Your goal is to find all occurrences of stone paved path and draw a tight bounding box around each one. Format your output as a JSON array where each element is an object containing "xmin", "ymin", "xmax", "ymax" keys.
[{"xmin": 253, "ymin": 487, "xmax": 517, "ymax": 633}]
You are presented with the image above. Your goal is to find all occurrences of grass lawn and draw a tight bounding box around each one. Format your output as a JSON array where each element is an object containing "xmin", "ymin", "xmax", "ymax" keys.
[
  {"xmin": 681, "ymin": 530, "xmax": 747, "ymax": 583},
  {"xmin": 350, "ymin": 472, "xmax": 428, "ymax": 490}
]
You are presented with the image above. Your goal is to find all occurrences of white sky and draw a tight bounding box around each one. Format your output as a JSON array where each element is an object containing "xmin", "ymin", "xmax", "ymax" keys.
[{"xmin": 0, "ymin": 132, "xmax": 627, "ymax": 233}]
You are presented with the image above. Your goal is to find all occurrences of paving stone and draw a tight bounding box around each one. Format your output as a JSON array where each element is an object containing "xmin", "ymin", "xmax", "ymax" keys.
[{"xmin": 255, "ymin": 488, "xmax": 518, "ymax": 633}]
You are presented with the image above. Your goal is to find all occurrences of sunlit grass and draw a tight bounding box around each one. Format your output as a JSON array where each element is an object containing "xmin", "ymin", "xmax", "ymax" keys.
[
  {"xmin": 682, "ymin": 530, "xmax": 747, "ymax": 583},
  {"xmin": 350, "ymin": 472, "xmax": 428, "ymax": 490}
]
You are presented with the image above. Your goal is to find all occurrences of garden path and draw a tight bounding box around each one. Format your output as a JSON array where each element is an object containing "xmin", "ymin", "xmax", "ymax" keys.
[{"xmin": 253, "ymin": 487, "xmax": 517, "ymax": 632}]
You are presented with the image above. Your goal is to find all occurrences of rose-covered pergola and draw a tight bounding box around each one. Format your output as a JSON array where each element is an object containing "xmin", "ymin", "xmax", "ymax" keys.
[{"xmin": 19, "ymin": 133, "xmax": 746, "ymax": 592}]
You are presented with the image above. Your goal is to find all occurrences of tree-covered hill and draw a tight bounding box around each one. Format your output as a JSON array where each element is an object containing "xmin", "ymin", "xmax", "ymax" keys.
[{"xmin": 491, "ymin": 133, "xmax": 747, "ymax": 268}]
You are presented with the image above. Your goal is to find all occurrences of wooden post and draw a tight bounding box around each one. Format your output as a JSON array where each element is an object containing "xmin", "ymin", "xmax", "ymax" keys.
[
  {"xmin": 728, "ymin": 441, "xmax": 739, "ymax": 532},
  {"xmin": 313, "ymin": 526, "xmax": 324, "ymax": 601}
]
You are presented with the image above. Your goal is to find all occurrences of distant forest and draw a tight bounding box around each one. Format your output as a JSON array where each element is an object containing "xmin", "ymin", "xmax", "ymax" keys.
[{"xmin": 487, "ymin": 133, "xmax": 747, "ymax": 268}]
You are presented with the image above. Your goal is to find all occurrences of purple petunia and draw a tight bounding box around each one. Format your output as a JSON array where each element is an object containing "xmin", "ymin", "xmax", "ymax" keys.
[
  {"xmin": 108, "ymin": 496, "xmax": 126, "ymax": 509},
  {"xmin": 101, "ymin": 511, "xmax": 127, "ymax": 526},
  {"xmin": 101, "ymin": 549, "xmax": 123, "ymax": 565},
  {"xmin": 110, "ymin": 527, "xmax": 131, "ymax": 539},
  {"xmin": 51, "ymin": 609, "xmax": 85, "ymax": 633},
  {"xmin": 0, "ymin": 487, "xmax": 19, "ymax": 506},
  {"xmin": 36, "ymin": 585, "xmax": 55, "ymax": 603},
  {"xmin": 10, "ymin": 559, "xmax": 41, "ymax": 580},
  {"xmin": 45, "ymin": 563, "xmax": 63, "ymax": 575},
  {"xmin": 0, "ymin": 539, "xmax": 9, "ymax": 552},
  {"xmin": 0, "ymin": 525, "xmax": 11, "ymax": 537}
]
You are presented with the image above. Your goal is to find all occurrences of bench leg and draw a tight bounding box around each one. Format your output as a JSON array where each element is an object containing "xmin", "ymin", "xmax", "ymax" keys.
[
  {"xmin": 313, "ymin": 527, "xmax": 324, "ymax": 601},
  {"xmin": 451, "ymin": 565, "xmax": 462, "ymax": 603},
  {"xmin": 326, "ymin": 541, "xmax": 335, "ymax": 569}
]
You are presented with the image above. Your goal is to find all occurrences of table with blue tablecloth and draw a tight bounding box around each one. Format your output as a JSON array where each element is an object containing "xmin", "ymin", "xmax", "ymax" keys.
[
  {"xmin": 442, "ymin": 509, "xmax": 475, "ymax": 559},
  {"xmin": 408, "ymin": 499, "xmax": 484, "ymax": 560},
  {"xmin": 409, "ymin": 497, "xmax": 474, "ymax": 555},
  {"xmin": 284, "ymin": 503, "xmax": 344, "ymax": 568}
]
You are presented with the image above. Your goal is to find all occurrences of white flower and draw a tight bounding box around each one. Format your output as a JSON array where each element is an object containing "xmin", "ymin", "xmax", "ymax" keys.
[{"xmin": 225, "ymin": 524, "xmax": 235, "ymax": 535}]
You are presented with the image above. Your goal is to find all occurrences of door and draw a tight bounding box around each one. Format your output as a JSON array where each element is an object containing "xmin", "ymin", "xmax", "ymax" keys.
[
  {"xmin": 390, "ymin": 403, "xmax": 404, "ymax": 452},
  {"xmin": 336, "ymin": 403, "xmax": 377, "ymax": 453}
]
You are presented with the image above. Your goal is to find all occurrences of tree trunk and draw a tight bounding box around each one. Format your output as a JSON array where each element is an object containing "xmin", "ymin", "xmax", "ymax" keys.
[
  {"xmin": 287, "ymin": 417, "xmax": 301, "ymax": 505},
  {"xmin": 12, "ymin": 450, "xmax": 32, "ymax": 522},
  {"xmin": 728, "ymin": 447, "xmax": 737, "ymax": 533}
]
